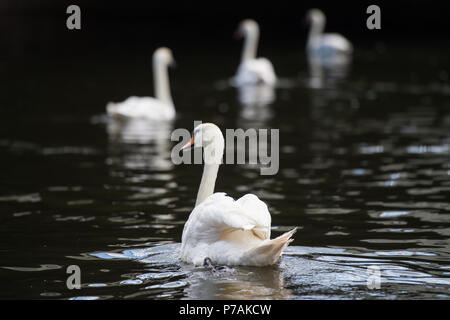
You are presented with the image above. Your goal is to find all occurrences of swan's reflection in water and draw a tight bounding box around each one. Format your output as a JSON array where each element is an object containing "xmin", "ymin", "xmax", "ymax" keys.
[
  {"xmin": 236, "ymin": 84, "xmax": 275, "ymax": 128},
  {"xmin": 307, "ymin": 55, "xmax": 351, "ymax": 89},
  {"xmin": 237, "ymin": 84, "xmax": 275, "ymax": 108},
  {"xmin": 88, "ymin": 242, "xmax": 450, "ymax": 299},
  {"xmin": 106, "ymin": 117, "xmax": 174, "ymax": 172},
  {"xmin": 107, "ymin": 117, "xmax": 173, "ymax": 145},
  {"xmin": 305, "ymin": 53, "xmax": 357, "ymax": 129},
  {"xmin": 182, "ymin": 264, "xmax": 293, "ymax": 300},
  {"xmin": 91, "ymin": 243, "xmax": 293, "ymax": 300}
]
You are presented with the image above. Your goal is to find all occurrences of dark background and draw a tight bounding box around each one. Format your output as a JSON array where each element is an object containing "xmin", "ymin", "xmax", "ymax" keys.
[
  {"xmin": 1, "ymin": 0, "xmax": 449, "ymax": 61},
  {"xmin": 0, "ymin": 0, "xmax": 448, "ymax": 120}
]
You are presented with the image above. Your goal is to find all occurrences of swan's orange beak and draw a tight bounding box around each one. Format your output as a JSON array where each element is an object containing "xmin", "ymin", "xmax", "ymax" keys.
[{"xmin": 181, "ymin": 136, "xmax": 194, "ymax": 151}]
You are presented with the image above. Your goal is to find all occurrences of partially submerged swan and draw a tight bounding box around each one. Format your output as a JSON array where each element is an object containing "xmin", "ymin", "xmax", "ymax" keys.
[
  {"xmin": 180, "ymin": 123, "xmax": 296, "ymax": 266},
  {"xmin": 106, "ymin": 47, "xmax": 176, "ymax": 120},
  {"xmin": 234, "ymin": 19, "xmax": 277, "ymax": 86},
  {"xmin": 305, "ymin": 9, "xmax": 353, "ymax": 64}
]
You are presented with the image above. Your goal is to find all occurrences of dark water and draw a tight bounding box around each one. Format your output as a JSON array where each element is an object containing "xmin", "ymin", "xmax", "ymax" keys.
[{"xmin": 1, "ymin": 43, "xmax": 449, "ymax": 299}]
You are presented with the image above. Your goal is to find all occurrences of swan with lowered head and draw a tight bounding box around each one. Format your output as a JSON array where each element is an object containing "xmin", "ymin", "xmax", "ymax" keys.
[
  {"xmin": 106, "ymin": 47, "xmax": 176, "ymax": 121},
  {"xmin": 180, "ymin": 123, "xmax": 296, "ymax": 266},
  {"xmin": 305, "ymin": 9, "xmax": 353, "ymax": 63},
  {"xmin": 233, "ymin": 19, "xmax": 277, "ymax": 86}
]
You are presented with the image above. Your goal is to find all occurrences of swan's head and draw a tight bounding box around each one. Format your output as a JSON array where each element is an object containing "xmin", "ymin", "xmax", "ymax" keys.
[
  {"xmin": 153, "ymin": 47, "xmax": 176, "ymax": 67},
  {"xmin": 305, "ymin": 8, "xmax": 326, "ymax": 26},
  {"xmin": 182, "ymin": 123, "xmax": 224, "ymax": 164},
  {"xmin": 235, "ymin": 19, "xmax": 259, "ymax": 39}
]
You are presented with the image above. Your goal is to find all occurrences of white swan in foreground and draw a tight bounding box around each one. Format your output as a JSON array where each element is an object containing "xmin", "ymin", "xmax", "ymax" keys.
[
  {"xmin": 106, "ymin": 47, "xmax": 176, "ymax": 120},
  {"xmin": 305, "ymin": 9, "xmax": 353, "ymax": 64},
  {"xmin": 234, "ymin": 19, "xmax": 277, "ymax": 86},
  {"xmin": 180, "ymin": 123, "xmax": 296, "ymax": 266}
]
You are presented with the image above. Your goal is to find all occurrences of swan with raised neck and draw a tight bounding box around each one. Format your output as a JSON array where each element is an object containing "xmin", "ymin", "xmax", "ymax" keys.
[
  {"xmin": 234, "ymin": 19, "xmax": 277, "ymax": 86},
  {"xmin": 106, "ymin": 47, "xmax": 176, "ymax": 120},
  {"xmin": 180, "ymin": 123, "xmax": 297, "ymax": 267},
  {"xmin": 305, "ymin": 9, "xmax": 353, "ymax": 57}
]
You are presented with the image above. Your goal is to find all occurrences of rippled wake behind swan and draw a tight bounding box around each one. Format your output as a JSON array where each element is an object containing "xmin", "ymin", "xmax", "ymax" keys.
[{"xmin": 89, "ymin": 242, "xmax": 450, "ymax": 299}]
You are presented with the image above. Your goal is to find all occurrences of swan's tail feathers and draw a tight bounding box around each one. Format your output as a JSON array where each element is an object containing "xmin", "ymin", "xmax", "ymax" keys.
[{"xmin": 246, "ymin": 227, "xmax": 297, "ymax": 266}]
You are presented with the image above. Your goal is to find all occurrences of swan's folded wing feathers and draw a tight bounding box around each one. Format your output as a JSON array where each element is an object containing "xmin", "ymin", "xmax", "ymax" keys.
[
  {"xmin": 321, "ymin": 34, "xmax": 353, "ymax": 53},
  {"xmin": 189, "ymin": 193, "xmax": 272, "ymax": 241},
  {"xmin": 236, "ymin": 194, "xmax": 271, "ymax": 239},
  {"xmin": 252, "ymin": 227, "xmax": 269, "ymax": 240},
  {"xmin": 192, "ymin": 193, "xmax": 271, "ymax": 238},
  {"xmin": 235, "ymin": 58, "xmax": 277, "ymax": 86},
  {"xmin": 200, "ymin": 195, "xmax": 256, "ymax": 230},
  {"xmin": 254, "ymin": 58, "xmax": 277, "ymax": 84},
  {"xmin": 106, "ymin": 96, "xmax": 175, "ymax": 120}
]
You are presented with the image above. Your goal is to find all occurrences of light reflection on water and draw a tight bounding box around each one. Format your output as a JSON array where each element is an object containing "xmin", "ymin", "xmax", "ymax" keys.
[
  {"xmin": 82, "ymin": 243, "xmax": 450, "ymax": 299},
  {"xmin": 0, "ymin": 45, "xmax": 449, "ymax": 299}
]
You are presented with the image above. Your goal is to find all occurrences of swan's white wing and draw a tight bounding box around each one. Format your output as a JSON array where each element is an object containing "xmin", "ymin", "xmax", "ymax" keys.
[
  {"xmin": 106, "ymin": 96, "xmax": 175, "ymax": 121},
  {"xmin": 181, "ymin": 192, "xmax": 295, "ymax": 266},
  {"xmin": 235, "ymin": 58, "xmax": 277, "ymax": 86},
  {"xmin": 320, "ymin": 33, "xmax": 353, "ymax": 54},
  {"xmin": 235, "ymin": 193, "xmax": 271, "ymax": 239},
  {"xmin": 182, "ymin": 193, "xmax": 271, "ymax": 245}
]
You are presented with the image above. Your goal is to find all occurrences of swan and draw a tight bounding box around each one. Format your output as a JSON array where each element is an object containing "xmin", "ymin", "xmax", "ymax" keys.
[
  {"xmin": 233, "ymin": 19, "xmax": 277, "ymax": 86},
  {"xmin": 106, "ymin": 47, "xmax": 176, "ymax": 120},
  {"xmin": 180, "ymin": 123, "xmax": 296, "ymax": 266},
  {"xmin": 305, "ymin": 9, "xmax": 353, "ymax": 64}
]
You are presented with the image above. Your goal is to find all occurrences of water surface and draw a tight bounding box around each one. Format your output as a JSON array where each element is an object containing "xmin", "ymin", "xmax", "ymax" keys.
[{"xmin": 0, "ymin": 44, "xmax": 449, "ymax": 299}]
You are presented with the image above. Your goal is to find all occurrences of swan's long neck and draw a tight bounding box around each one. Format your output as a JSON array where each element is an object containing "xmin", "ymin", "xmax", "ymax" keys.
[
  {"xmin": 195, "ymin": 133, "xmax": 225, "ymax": 206},
  {"xmin": 241, "ymin": 26, "xmax": 259, "ymax": 63},
  {"xmin": 307, "ymin": 17, "xmax": 325, "ymax": 50},
  {"xmin": 153, "ymin": 56, "xmax": 173, "ymax": 106},
  {"xmin": 195, "ymin": 163, "xmax": 220, "ymax": 206}
]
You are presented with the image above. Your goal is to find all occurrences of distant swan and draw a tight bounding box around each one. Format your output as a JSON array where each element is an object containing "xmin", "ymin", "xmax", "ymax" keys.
[
  {"xmin": 106, "ymin": 47, "xmax": 176, "ymax": 120},
  {"xmin": 180, "ymin": 123, "xmax": 296, "ymax": 266},
  {"xmin": 233, "ymin": 19, "xmax": 277, "ymax": 86},
  {"xmin": 305, "ymin": 9, "xmax": 353, "ymax": 64}
]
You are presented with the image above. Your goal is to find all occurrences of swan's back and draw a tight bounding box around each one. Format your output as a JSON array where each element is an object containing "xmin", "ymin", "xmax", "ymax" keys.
[
  {"xmin": 181, "ymin": 193, "xmax": 267, "ymax": 245},
  {"xmin": 320, "ymin": 33, "xmax": 353, "ymax": 53},
  {"xmin": 181, "ymin": 192, "xmax": 295, "ymax": 266},
  {"xmin": 235, "ymin": 194, "xmax": 271, "ymax": 239},
  {"xmin": 308, "ymin": 33, "xmax": 353, "ymax": 59},
  {"xmin": 235, "ymin": 58, "xmax": 277, "ymax": 86},
  {"xmin": 106, "ymin": 96, "xmax": 175, "ymax": 121}
]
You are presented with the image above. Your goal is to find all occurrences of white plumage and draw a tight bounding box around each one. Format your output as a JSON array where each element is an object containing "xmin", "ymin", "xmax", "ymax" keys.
[
  {"xmin": 305, "ymin": 9, "xmax": 353, "ymax": 63},
  {"xmin": 106, "ymin": 96, "xmax": 175, "ymax": 120},
  {"xmin": 235, "ymin": 58, "xmax": 277, "ymax": 86},
  {"xmin": 180, "ymin": 123, "xmax": 296, "ymax": 267},
  {"xmin": 313, "ymin": 33, "xmax": 353, "ymax": 55},
  {"xmin": 234, "ymin": 19, "xmax": 277, "ymax": 86}
]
